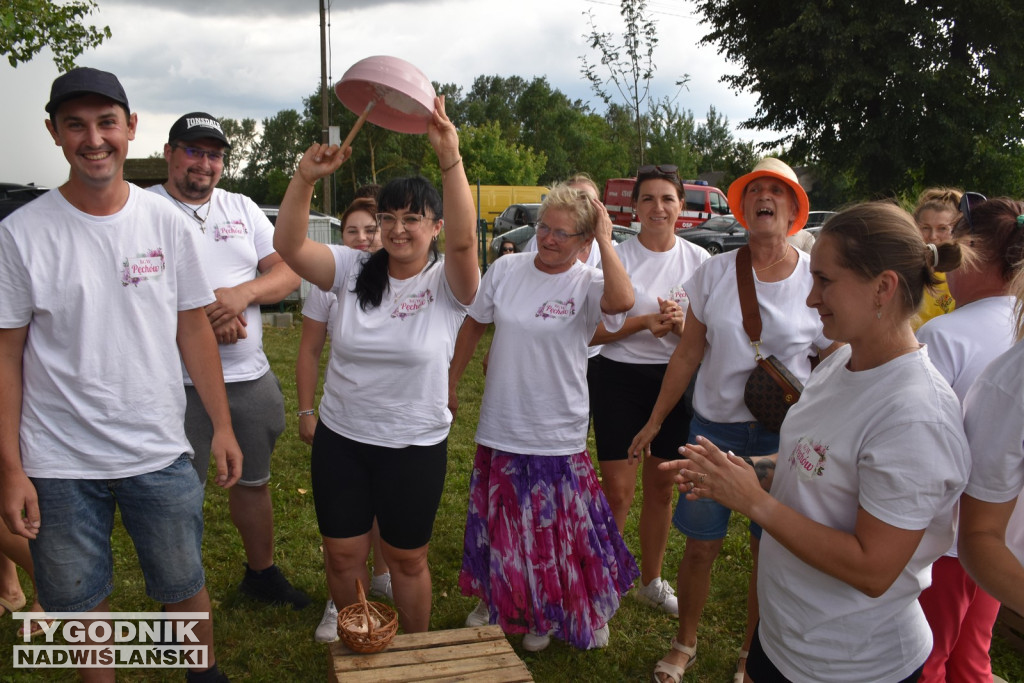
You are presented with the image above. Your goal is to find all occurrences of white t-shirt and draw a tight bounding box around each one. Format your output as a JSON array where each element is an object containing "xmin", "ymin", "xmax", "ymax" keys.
[
  {"xmin": 685, "ymin": 248, "xmax": 831, "ymax": 422},
  {"xmin": 0, "ymin": 187, "xmax": 214, "ymax": 478},
  {"xmin": 599, "ymin": 235, "xmax": 709, "ymax": 364},
  {"xmin": 915, "ymin": 295, "xmax": 1016, "ymax": 558},
  {"xmin": 302, "ymin": 286, "xmax": 338, "ymax": 331},
  {"xmin": 317, "ymin": 248, "xmax": 469, "ymax": 448},
  {"xmin": 758, "ymin": 345, "xmax": 970, "ymax": 683},
  {"xmin": 523, "ymin": 235, "xmax": 604, "ymax": 358},
  {"xmin": 916, "ymin": 295, "xmax": 1017, "ymax": 402},
  {"xmin": 150, "ymin": 185, "xmax": 278, "ymax": 383},
  {"xmin": 470, "ymin": 252, "xmax": 623, "ymax": 455},
  {"xmin": 963, "ymin": 339, "xmax": 1024, "ymax": 566}
]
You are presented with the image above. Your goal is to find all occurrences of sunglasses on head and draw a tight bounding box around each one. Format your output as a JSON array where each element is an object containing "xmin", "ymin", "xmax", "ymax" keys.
[
  {"xmin": 637, "ymin": 164, "xmax": 679, "ymax": 177},
  {"xmin": 958, "ymin": 191, "xmax": 986, "ymax": 234}
]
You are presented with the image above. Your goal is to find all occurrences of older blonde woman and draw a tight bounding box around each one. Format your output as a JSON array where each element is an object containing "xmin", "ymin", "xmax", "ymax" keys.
[
  {"xmin": 631, "ymin": 159, "xmax": 839, "ymax": 682},
  {"xmin": 666, "ymin": 202, "xmax": 969, "ymax": 682},
  {"xmin": 449, "ymin": 184, "xmax": 638, "ymax": 652}
]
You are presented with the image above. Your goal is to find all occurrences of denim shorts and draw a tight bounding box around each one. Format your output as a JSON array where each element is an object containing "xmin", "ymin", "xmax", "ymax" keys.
[
  {"xmin": 29, "ymin": 454, "xmax": 206, "ymax": 612},
  {"xmin": 185, "ymin": 370, "xmax": 285, "ymax": 486},
  {"xmin": 671, "ymin": 411, "xmax": 779, "ymax": 541}
]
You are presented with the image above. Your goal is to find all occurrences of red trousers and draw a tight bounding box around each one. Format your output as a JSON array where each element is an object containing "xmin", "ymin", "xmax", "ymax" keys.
[{"xmin": 918, "ymin": 555, "xmax": 1001, "ymax": 682}]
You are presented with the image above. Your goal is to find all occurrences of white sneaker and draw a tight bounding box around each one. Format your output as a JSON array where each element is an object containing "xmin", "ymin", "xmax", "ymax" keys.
[
  {"xmin": 314, "ymin": 600, "xmax": 339, "ymax": 643},
  {"xmin": 369, "ymin": 572, "xmax": 393, "ymax": 601},
  {"xmin": 522, "ymin": 632, "xmax": 551, "ymax": 652},
  {"xmin": 635, "ymin": 577, "xmax": 679, "ymax": 617},
  {"xmin": 592, "ymin": 624, "xmax": 610, "ymax": 649},
  {"xmin": 465, "ymin": 600, "xmax": 491, "ymax": 627}
]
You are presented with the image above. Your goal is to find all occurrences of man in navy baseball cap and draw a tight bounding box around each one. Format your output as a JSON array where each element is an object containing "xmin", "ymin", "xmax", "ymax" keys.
[{"xmin": 44, "ymin": 66, "xmax": 130, "ymax": 118}]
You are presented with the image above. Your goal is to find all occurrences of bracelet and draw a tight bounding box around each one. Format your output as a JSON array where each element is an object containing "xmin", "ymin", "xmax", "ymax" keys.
[
  {"xmin": 441, "ymin": 156, "xmax": 462, "ymax": 174},
  {"xmin": 296, "ymin": 409, "xmax": 316, "ymax": 417}
]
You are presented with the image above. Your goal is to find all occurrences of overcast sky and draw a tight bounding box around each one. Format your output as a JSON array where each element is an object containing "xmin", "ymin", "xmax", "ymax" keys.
[{"xmin": 1, "ymin": 0, "xmax": 762, "ymax": 188}]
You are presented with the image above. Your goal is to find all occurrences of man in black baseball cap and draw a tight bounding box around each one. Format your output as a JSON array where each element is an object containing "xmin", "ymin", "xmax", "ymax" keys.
[
  {"xmin": 4, "ymin": 68, "xmax": 240, "ymax": 683},
  {"xmin": 167, "ymin": 112, "xmax": 231, "ymax": 149},
  {"xmin": 151, "ymin": 111, "xmax": 307, "ymax": 615}
]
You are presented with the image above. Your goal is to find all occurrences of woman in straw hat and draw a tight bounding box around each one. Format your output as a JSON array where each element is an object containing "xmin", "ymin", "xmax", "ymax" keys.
[
  {"xmin": 661, "ymin": 202, "xmax": 969, "ymax": 682},
  {"xmin": 631, "ymin": 158, "xmax": 840, "ymax": 682}
]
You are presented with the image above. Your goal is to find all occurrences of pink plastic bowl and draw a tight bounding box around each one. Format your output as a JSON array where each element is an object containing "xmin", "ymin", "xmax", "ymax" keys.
[{"xmin": 334, "ymin": 55, "xmax": 436, "ymax": 134}]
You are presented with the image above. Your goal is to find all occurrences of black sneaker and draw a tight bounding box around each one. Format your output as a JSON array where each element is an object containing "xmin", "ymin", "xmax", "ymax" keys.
[{"xmin": 238, "ymin": 563, "xmax": 311, "ymax": 610}]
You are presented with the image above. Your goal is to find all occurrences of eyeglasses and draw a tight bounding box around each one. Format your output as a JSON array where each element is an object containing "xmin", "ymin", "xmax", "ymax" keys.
[
  {"xmin": 172, "ymin": 144, "xmax": 225, "ymax": 162},
  {"xmin": 500, "ymin": 246, "xmax": 516, "ymax": 253},
  {"xmin": 375, "ymin": 212, "xmax": 435, "ymax": 230},
  {"xmin": 637, "ymin": 164, "xmax": 679, "ymax": 177},
  {"xmin": 958, "ymin": 191, "xmax": 987, "ymax": 234},
  {"xmin": 536, "ymin": 222, "xmax": 584, "ymax": 243}
]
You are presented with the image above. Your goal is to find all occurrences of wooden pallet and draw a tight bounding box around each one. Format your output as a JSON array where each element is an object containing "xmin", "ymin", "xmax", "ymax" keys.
[
  {"xmin": 995, "ymin": 605, "xmax": 1024, "ymax": 655},
  {"xmin": 328, "ymin": 625, "xmax": 534, "ymax": 682}
]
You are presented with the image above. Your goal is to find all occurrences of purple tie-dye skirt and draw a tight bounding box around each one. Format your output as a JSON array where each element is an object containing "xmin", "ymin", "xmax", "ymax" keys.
[{"xmin": 459, "ymin": 445, "xmax": 640, "ymax": 650}]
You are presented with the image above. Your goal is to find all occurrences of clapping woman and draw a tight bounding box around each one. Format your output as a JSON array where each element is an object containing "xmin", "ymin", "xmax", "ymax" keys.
[
  {"xmin": 274, "ymin": 96, "xmax": 478, "ymax": 633},
  {"xmin": 664, "ymin": 202, "xmax": 970, "ymax": 682}
]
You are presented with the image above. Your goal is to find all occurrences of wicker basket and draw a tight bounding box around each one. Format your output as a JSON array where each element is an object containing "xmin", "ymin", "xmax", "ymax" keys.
[{"xmin": 336, "ymin": 579, "xmax": 398, "ymax": 653}]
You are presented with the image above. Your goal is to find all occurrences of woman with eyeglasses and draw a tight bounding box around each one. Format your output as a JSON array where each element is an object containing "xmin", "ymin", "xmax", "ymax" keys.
[
  {"xmin": 660, "ymin": 202, "xmax": 969, "ymax": 683},
  {"xmin": 589, "ymin": 164, "xmax": 709, "ymax": 620},
  {"xmin": 273, "ymin": 96, "xmax": 479, "ymax": 634},
  {"xmin": 498, "ymin": 239, "xmax": 518, "ymax": 256},
  {"xmin": 912, "ymin": 187, "xmax": 962, "ymax": 329},
  {"xmin": 914, "ymin": 197, "xmax": 1024, "ymax": 682},
  {"xmin": 631, "ymin": 159, "xmax": 839, "ymax": 683},
  {"xmin": 449, "ymin": 183, "xmax": 638, "ymax": 652}
]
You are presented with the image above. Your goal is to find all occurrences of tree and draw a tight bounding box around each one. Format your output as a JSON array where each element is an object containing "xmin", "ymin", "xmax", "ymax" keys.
[
  {"xmin": 458, "ymin": 121, "xmax": 546, "ymax": 186},
  {"xmin": 581, "ymin": 0, "xmax": 686, "ymax": 168},
  {"xmin": 1, "ymin": 0, "xmax": 110, "ymax": 71},
  {"xmin": 219, "ymin": 117, "xmax": 258, "ymax": 186},
  {"xmin": 645, "ymin": 97, "xmax": 698, "ymax": 176},
  {"xmin": 696, "ymin": 0, "xmax": 1024, "ymax": 198}
]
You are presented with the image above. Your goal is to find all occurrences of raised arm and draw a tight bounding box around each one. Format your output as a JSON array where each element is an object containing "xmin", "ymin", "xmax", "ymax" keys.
[
  {"xmin": 177, "ymin": 307, "xmax": 243, "ymax": 488},
  {"xmin": 428, "ymin": 96, "xmax": 478, "ymax": 305},
  {"xmin": 274, "ymin": 144, "xmax": 351, "ymax": 291},
  {"xmin": 0, "ymin": 326, "xmax": 38, "ymax": 539},
  {"xmin": 591, "ymin": 199, "xmax": 632, "ymax": 314},
  {"xmin": 629, "ymin": 315, "xmax": 707, "ymax": 459}
]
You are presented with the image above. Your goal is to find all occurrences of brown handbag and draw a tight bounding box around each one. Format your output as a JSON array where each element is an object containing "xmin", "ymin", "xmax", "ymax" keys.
[{"xmin": 736, "ymin": 246, "xmax": 803, "ymax": 433}]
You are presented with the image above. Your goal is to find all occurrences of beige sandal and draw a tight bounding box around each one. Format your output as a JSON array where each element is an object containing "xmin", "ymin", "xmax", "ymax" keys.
[
  {"xmin": 652, "ymin": 638, "xmax": 697, "ymax": 683},
  {"xmin": 733, "ymin": 648, "xmax": 749, "ymax": 683}
]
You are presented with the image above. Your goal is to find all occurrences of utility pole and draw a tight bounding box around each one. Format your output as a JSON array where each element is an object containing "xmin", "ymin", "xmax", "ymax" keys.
[{"xmin": 319, "ymin": 0, "xmax": 331, "ymax": 215}]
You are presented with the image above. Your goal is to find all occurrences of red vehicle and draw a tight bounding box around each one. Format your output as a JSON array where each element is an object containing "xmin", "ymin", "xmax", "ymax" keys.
[{"xmin": 603, "ymin": 177, "xmax": 730, "ymax": 230}]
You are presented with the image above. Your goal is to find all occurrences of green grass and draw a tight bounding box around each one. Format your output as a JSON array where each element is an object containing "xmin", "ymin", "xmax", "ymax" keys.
[{"xmin": 2, "ymin": 323, "xmax": 1021, "ymax": 682}]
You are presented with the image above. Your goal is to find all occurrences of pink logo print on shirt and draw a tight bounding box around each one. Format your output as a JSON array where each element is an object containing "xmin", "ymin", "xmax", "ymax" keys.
[
  {"xmin": 391, "ymin": 289, "xmax": 435, "ymax": 320},
  {"xmin": 535, "ymin": 298, "xmax": 576, "ymax": 319},
  {"xmin": 668, "ymin": 285, "xmax": 689, "ymax": 307},
  {"xmin": 121, "ymin": 248, "xmax": 166, "ymax": 287},
  {"xmin": 789, "ymin": 436, "xmax": 829, "ymax": 481},
  {"xmin": 212, "ymin": 220, "xmax": 248, "ymax": 242}
]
